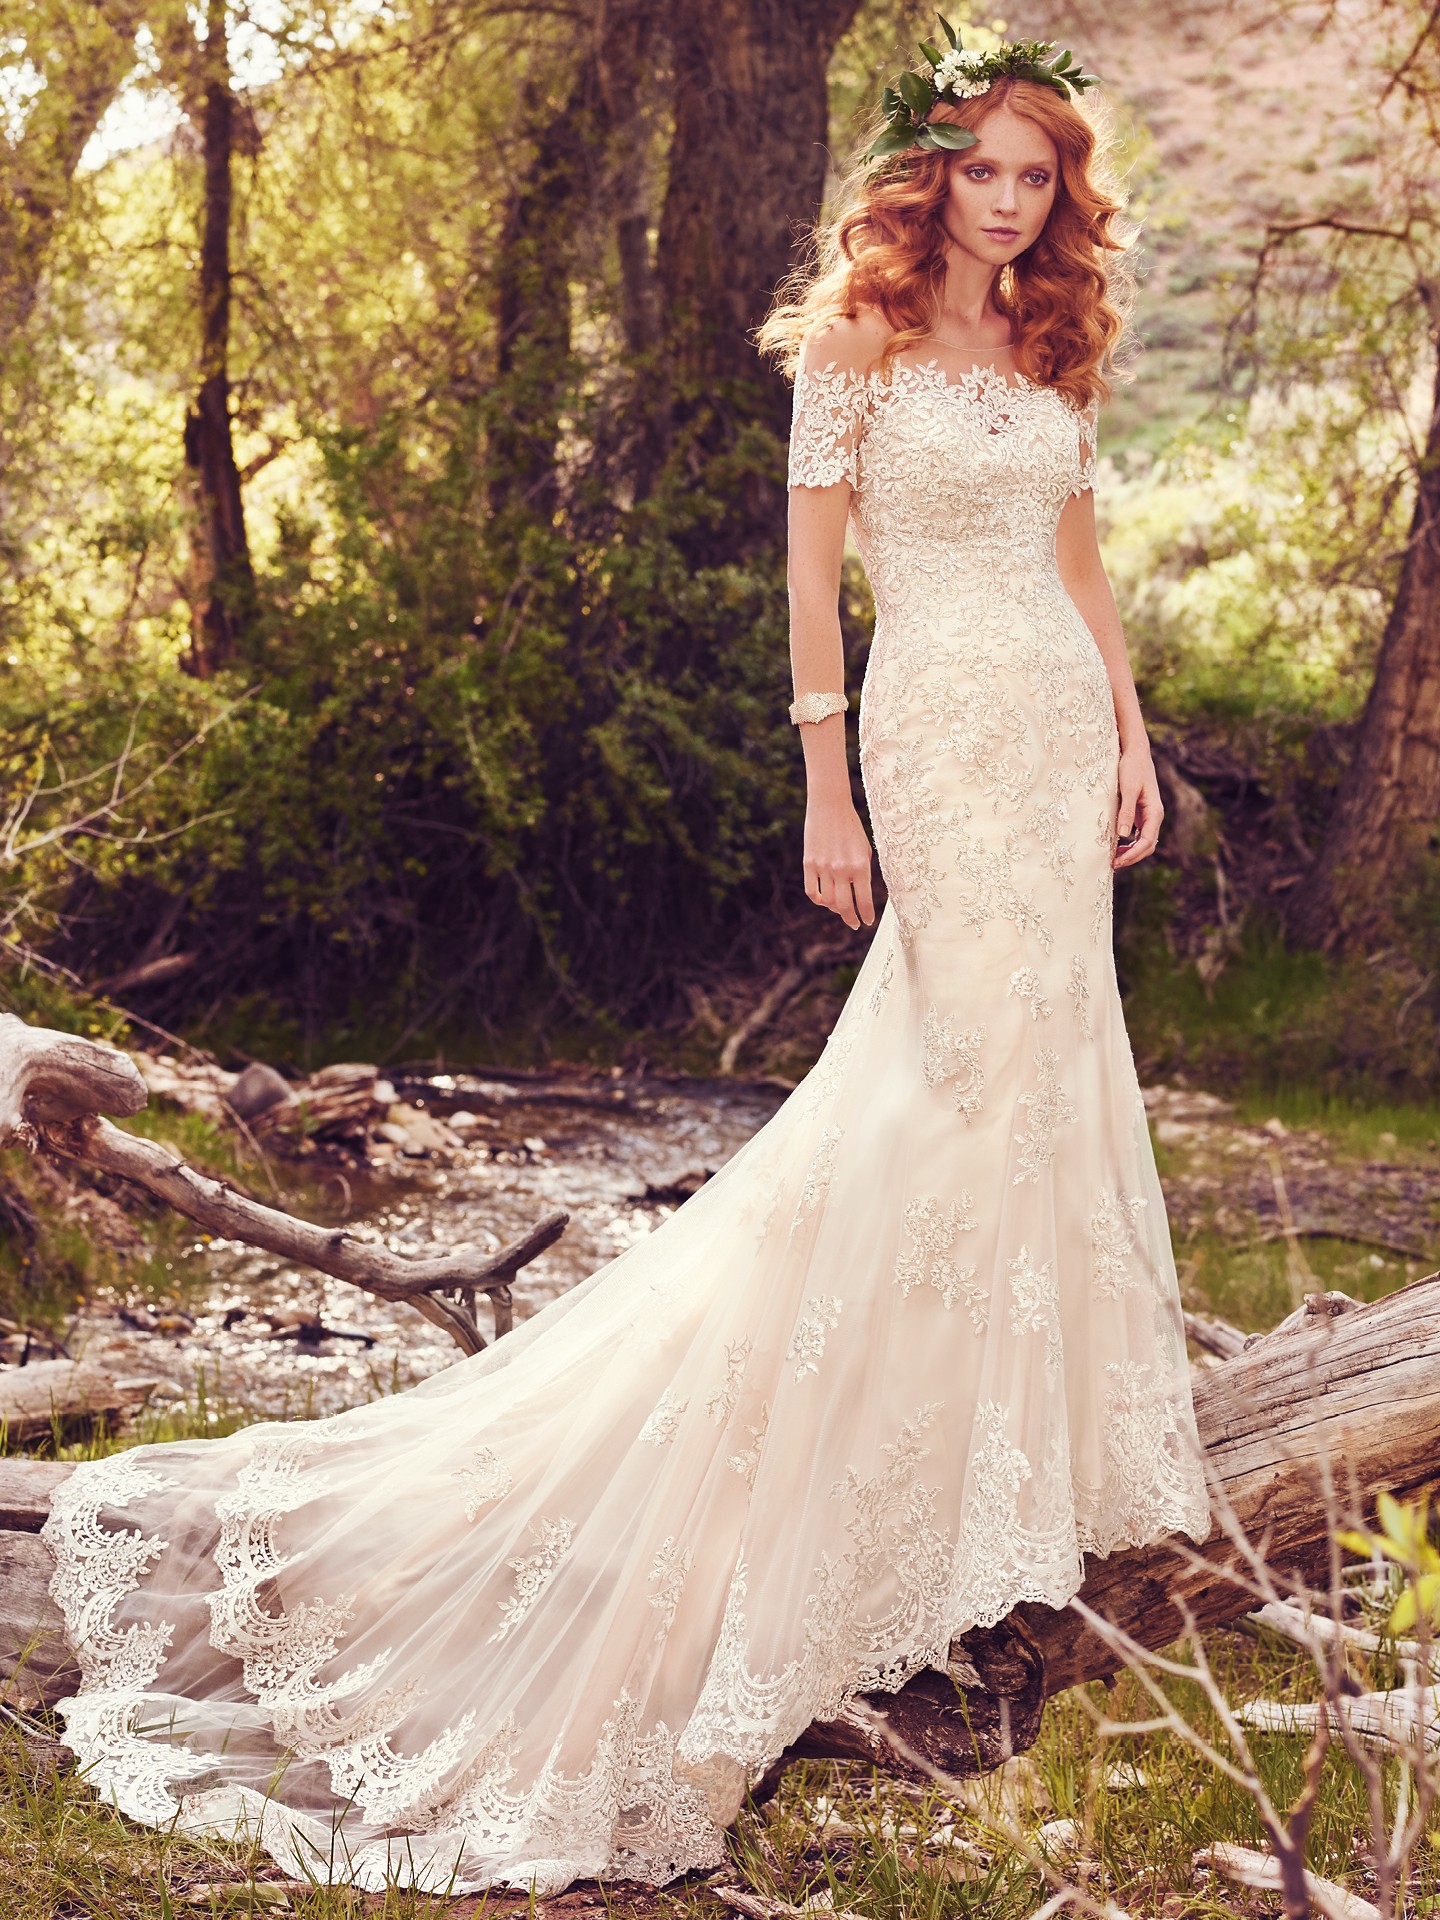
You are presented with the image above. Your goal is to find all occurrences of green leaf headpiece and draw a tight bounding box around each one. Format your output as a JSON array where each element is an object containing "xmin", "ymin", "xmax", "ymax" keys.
[{"xmin": 866, "ymin": 14, "xmax": 1099, "ymax": 162}]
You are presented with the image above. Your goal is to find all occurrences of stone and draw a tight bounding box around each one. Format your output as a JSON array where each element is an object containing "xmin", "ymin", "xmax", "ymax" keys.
[{"xmin": 226, "ymin": 1062, "xmax": 296, "ymax": 1122}]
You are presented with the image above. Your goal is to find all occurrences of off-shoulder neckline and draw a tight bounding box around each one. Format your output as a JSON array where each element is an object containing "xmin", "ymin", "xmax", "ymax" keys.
[{"xmin": 803, "ymin": 355, "xmax": 1067, "ymax": 403}]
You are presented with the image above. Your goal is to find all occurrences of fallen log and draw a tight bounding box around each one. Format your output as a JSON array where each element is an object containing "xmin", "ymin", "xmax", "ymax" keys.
[
  {"xmin": 4, "ymin": 1274, "xmax": 1439, "ymax": 1791},
  {"xmin": 754, "ymin": 1269, "xmax": 1440, "ymax": 1793},
  {"xmin": 0, "ymin": 1014, "xmax": 568, "ymax": 1355},
  {"xmin": 0, "ymin": 1361, "xmax": 143, "ymax": 1448}
]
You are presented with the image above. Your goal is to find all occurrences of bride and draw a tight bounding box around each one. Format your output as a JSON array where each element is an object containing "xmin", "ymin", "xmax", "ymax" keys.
[{"xmin": 42, "ymin": 30, "xmax": 1211, "ymax": 1899}]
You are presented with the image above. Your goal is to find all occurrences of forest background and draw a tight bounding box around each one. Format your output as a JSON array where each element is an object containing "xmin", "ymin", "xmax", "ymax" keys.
[{"xmin": 3, "ymin": 0, "xmax": 1440, "ymax": 1103}]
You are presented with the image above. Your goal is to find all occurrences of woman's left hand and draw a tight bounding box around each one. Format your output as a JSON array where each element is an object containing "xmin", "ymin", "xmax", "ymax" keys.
[{"xmin": 1113, "ymin": 745, "xmax": 1163, "ymax": 868}]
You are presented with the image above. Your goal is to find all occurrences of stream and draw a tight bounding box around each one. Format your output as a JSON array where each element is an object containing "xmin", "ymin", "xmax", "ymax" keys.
[
  {"xmin": 67, "ymin": 1071, "xmax": 1437, "ymax": 1426},
  {"xmin": 73, "ymin": 1071, "xmax": 788, "ymax": 1422}
]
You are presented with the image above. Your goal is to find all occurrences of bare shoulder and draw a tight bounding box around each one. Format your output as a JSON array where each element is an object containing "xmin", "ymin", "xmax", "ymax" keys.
[{"xmin": 797, "ymin": 306, "xmax": 894, "ymax": 380}]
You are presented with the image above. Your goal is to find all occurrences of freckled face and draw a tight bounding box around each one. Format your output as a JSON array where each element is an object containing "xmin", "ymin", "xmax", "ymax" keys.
[{"xmin": 939, "ymin": 106, "xmax": 1059, "ymax": 266}]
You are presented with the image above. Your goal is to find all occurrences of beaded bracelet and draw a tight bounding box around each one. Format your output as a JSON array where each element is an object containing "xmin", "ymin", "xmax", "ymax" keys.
[{"xmin": 788, "ymin": 691, "xmax": 849, "ymax": 726}]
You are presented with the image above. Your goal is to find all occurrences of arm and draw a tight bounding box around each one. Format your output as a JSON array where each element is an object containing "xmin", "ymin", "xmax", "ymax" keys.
[
  {"xmin": 785, "ymin": 314, "xmax": 890, "ymax": 930},
  {"xmin": 1055, "ymin": 477, "xmax": 1163, "ymax": 871},
  {"xmin": 787, "ymin": 484, "xmax": 874, "ymax": 929}
]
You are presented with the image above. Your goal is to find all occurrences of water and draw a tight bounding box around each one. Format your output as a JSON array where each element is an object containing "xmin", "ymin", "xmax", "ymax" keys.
[{"xmin": 74, "ymin": 1072, "xmax": 788, "ymax": 1420}]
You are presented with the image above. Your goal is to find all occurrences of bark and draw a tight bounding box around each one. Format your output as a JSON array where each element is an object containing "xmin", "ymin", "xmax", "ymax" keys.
[
  {"xmin": 487, "ymin": 63, "xmax": 608, "ymax": 526},
  {"xmin": 594, "ymin": 0, "xmax": 663, "ymax": 365},
  {"xmin": 0, "ymin": 0, "xmax": 146, "ymax": 362},
  {"xmin": 652, "ymin": 0, "xmax": 862, "ymax": 499},
  {"xmin": 1289, "ymin": 352, "xmax": 1440, "ymax": 950},
  {"xmin": 181, "ymin": 0, "xmax": 256, "ymax": 677}
]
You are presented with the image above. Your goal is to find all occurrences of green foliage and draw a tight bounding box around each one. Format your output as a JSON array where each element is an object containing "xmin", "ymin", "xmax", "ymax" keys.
[
  {"xmin": 1339, "ymin": 1492, "xmax": 1440, "ymax": 1637},
  {"xmin": 1100, "ymin": 385, "xmax": 1413, "ymax": 731},
  {"xmin": 1117, "ymin": 870, "xmax": 1440, "ymax": 1104}
]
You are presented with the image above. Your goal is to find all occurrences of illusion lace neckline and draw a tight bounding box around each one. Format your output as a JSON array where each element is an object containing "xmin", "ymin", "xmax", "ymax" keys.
[{"xmin": 887, "ymin": 356, "xmax": 1037, "ymax": 398}]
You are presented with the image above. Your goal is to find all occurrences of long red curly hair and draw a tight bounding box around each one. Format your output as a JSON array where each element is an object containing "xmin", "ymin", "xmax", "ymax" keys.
[{"xmin": 756, "ymin": 77, "xmax": 1135, "ymax": 410}]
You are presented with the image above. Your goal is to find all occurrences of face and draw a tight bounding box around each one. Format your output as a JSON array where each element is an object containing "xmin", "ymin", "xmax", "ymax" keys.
[{"xmin": 939, "ymin": 105, "xmax": 1059, "ymax": 264}]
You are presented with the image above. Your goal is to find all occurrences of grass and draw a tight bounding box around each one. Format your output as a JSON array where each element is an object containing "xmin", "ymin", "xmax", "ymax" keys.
[{"xmin": 7, "ymin": 1630, "xmax": 1440, "ymax": 1917}]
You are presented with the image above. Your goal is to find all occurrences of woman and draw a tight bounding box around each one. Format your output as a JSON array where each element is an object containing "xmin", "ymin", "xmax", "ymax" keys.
[{"xmin": 43, "ymin": 34, "xmax": 1210, "ymax": 1899}]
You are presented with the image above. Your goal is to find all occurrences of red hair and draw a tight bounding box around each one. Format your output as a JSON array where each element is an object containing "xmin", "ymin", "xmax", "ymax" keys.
[{"xmin": 756, "ymin": 77, "xmax": 1134, "ymax": 410}]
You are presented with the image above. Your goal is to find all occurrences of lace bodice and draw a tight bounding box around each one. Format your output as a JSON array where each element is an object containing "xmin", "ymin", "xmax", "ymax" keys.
[{"xmin": 787, "ymin": 356, "xmax": 1097, "ymax": 636}]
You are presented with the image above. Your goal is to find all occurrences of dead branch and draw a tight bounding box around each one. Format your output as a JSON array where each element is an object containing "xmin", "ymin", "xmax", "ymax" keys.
[{"xmin": 0, "ymin": 1014, "xmax": 567, "ymax": 1355}]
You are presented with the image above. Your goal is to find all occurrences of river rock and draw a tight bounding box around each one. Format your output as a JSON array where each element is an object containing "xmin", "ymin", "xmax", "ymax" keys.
[
  {"xmin": 383, "ymin": 1103, "xmax": 462, "ymax": 1156},
  {"xmin": 227, "ymin": 1062, "xmax": 296, "ymax": 1122}
]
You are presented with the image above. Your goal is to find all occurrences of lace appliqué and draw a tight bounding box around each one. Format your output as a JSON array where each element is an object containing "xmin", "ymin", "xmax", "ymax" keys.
[
  {"xmin": 1068, "ymin": 954, "xmax": 1094, "ymax": 1040},
  {"xmin": 1006, "ymin": 1246, "xmax": 1064, "ymax": 1388},
  {"xmin": 1013, "ymin": 1045, "xmax": 1077, "ymax": 1183},
  {"xmin": 648, "ymin": 1538, "xmax": 695, "ymax": 1641},
  {"xmin": 457, "ymin": 1445, "xmax": 513, "ymax": 1520},
  {"xmin": 1091, "ymin": 1189, "xmax": 1149, "ymax": 1298},
  {"xmin": 490, "ymin": 1517, "xmax": 574, "ymax": 1644},
  {"xmin": 1008, "ymin": 966, "xmax": 1052, "ymax": 1021},
  {"xmin": 862, "ymin": 738, "xmax": 954, "ymax": 945},
  {"xmin": 787, "ymin": 361, "xmax": 870, "ymax": 489},
  {"xmin": 895, "ymin": 1195, "xmax": 984, "ymax": 1325},
  {"xmin": 922, "ymin": 1008, "xmax": 986, "ymax": 1117},
  {"xmin": 788, "ymin": 1294, "xmax": 843, "ymax": 1381},
  {"xmin": 705, "ymin": 1340, "xmax": 752, "ymax": 1424},
  {"xmin": 792, "ymin": 1125, "xmax": 842, "ymax": 1228},
  {"xmin": 640, "ymin": 1389, "xmax": 688, "ymax": 1446},
  {"xmin": 726, "ymin": 1403, "xmax": 770, "ymax": 1488}
]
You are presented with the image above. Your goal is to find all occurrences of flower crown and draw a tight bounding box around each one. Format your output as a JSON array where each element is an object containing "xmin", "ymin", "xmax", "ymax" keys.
[{"xmin": 866, "ymin": 15, "xmax": 1099, "ymax": 162}]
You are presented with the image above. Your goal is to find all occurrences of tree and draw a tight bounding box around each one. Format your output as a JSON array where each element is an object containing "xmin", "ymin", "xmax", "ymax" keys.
[
  {"xmin": 174, "ymin": 0, "xmax": 257, "ymax": 676},
  {"xmin": 1268, "ymin": 5, "xmax": 1440, "ymax": 951},
  {"xmin": 653, "ymin": 0, "xmax": 865, "ymax": 501},
  {"xmin": 0, "ymin": 0, "xmax": 146, "ymax": 363}
]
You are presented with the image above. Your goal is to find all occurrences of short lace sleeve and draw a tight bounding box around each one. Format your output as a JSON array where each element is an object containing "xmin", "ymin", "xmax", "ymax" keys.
[
  {"xmin": 787, "ymin": 347, "xmax": 872, "ymax": 490},
  {"xmin": 1072, "ymin": 395, "xmax": 1100, "ymax": 496}
]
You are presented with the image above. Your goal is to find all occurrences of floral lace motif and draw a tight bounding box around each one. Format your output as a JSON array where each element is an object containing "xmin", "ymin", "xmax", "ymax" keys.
[
  {"xmin": 648, "ymin": 1538, "xmax": 695, "ymax": 1641},
  {"xmin": 787, "ymin": 1295, "xmax": 843, "ymax": 1381},
  {"xmin": 726, "ymin": 1403, "xmax": 771, "ymax": 1488},
  {"xmin": 457, "ymin": 1445, "xmax": 513, "ymax": 1520},
  {"xmin": 922, "ymin": 1008, "xmax": 986, "ymax": 1118},
  {"xmin": 895, "ymin": 1195, "xmax": 983, "ymax": 1323},
  {"xmin": 1013, "ymin": 1045, "xmax": 1078, "ymax": 1183},
  {"xmin": 491, "ymin": 1517, "xmax": 574, "ymax": 1644},
  {"xmin": 640, "ymin": 1390, "xmax": 688, "ymax": 1447},
  {"xmin": 1091, "ymin": 1189, "xmax": 1150, "ymax": 1298},
  {"xmin": 705, "ymin": 1340, "xmax": 752, "ymax": 1424},
  {"xmin": 1008, "ymin": 966, "xmax": 1052, "ymax": 1021}
]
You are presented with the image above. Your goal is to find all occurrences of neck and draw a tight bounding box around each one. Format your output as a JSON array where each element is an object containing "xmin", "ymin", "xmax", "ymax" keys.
[{"xmin": 936, "ymin": 247, "xmax": 1004, "ymax": 337}]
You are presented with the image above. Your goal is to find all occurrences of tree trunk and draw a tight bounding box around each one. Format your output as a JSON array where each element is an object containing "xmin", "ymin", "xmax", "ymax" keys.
[
  {"xmin": 182, "ymin": 0, "xmax": 255, "ymax": 679},
  {"xmin": 0, "ymin": 0, "xmax": 145, "ymax": 363},
  {"xmin": 486, "ymin": 62, "xmax": 609, "ymax": 527},
  {"xmin": 1289, "ymin": 351, "xmax": 1440, "ymax": 951},
  {"xmin": 651, "ymin": 0, "xmax": 862, "ymax": 525}
]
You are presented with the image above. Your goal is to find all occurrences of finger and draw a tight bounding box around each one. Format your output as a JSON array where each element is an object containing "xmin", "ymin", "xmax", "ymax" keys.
[
  {"xmin": 854, "ymin": 869, "xmax": 876, "ymax": 928},
  {"xmin": 833, "ymin": 880, "xmax": 860, "ymax": 930}
]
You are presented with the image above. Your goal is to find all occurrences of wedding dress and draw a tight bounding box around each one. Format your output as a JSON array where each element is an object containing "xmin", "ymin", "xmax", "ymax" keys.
[{"xmin": 42, "ymin": 332, "xmax": 1212, "ymax": 1897}]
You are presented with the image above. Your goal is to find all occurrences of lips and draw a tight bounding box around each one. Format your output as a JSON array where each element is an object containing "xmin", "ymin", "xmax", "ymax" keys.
[{"xmin": 982, "ymin": 227, "xmax": 1020, "ymax": 240}]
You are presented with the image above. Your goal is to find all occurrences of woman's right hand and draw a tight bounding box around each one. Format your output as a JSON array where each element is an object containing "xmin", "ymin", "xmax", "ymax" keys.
[{"xmin": 803, "ymin": 799, "xmax": 875, "ymax": 930}]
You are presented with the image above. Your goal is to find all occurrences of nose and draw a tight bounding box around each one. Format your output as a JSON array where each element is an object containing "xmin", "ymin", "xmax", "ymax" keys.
[{"xmin": 991, "ymin": 178, "xmax": 1019, "ymax": 216}]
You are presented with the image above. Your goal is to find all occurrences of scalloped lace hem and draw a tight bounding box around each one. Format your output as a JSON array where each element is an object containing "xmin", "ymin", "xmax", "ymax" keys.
[{"xmin": 41, "ymin": 1444, "xmax": 1209, "ymax": 1896}]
